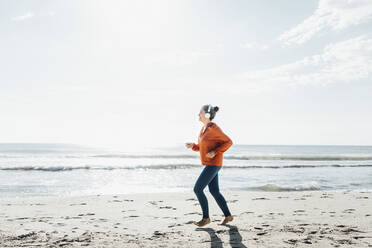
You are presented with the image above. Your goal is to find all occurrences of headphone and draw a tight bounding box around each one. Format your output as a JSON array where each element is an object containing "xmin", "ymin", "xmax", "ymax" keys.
[{"xmin": 205, "ymin": 104, "xmax": 212, "ymax": 119}]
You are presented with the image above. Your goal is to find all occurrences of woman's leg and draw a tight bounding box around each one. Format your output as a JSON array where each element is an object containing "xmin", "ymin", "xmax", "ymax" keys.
[
  {"xmin": 208, "ymin": 172, "xmax": 232, "ymax": 217},
  {"xmin": 193, "ymin": 166, "xmax": 221, "ymax": 219}
]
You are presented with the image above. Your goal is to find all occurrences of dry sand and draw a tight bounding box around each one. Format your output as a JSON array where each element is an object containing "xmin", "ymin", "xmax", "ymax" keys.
[{"xmin": 0, "ymin": 190, "xmax": 372, "ymax": 247}]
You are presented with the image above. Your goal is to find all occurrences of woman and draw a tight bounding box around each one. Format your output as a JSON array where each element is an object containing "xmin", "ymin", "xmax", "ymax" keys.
[{"xmin": 185, "ymin": 104, "xmax": 234, "ymax": 227}]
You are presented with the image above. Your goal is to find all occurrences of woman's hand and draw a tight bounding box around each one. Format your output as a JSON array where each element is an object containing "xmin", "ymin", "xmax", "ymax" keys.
[
  {"xmin": 185, "ymin": 142, "xmax": 195, "ymax": 149},
  {"xmin": 206, "ymin": 150, "xmax": 216, "ymax": 158}
]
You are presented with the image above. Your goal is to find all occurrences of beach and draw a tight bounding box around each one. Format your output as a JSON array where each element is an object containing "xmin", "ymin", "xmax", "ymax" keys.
[
  {"xmin": 1, "ymin": 190, "xmax": 372, "ymax": 247},
  {"xmin": 3, "ymin": 0, "xmax": 372, "ymax": 246}
]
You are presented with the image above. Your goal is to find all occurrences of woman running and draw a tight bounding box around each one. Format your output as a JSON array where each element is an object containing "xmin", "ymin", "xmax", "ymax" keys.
[{"xmin": 185, "ymin": 104, "xmax": 234, "ymax": 227}]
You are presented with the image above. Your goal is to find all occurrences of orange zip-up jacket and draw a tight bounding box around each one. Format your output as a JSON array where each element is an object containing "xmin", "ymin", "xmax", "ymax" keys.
[{"xmin": 191, "ymin": 122, "xmax": 233, "ymax": 166}]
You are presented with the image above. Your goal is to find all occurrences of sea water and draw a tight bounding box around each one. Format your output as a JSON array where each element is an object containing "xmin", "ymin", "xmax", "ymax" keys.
[{"xmin": 1, "ymin": 143, "xmax": 372, "ymax": 197}]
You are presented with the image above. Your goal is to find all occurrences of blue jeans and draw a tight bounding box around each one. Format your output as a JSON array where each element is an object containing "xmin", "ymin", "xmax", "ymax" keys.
[{"xmin": 193, "ymin": 165, "xmax": 232, "ymax": 219}]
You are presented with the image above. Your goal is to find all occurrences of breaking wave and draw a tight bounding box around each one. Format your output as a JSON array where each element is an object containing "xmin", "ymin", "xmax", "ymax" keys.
[{"xmin": 1, "ymin": 163, "xmax": 372, "ymax": 171}]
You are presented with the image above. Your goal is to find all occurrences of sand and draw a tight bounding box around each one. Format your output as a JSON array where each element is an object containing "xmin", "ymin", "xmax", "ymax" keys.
[{"xmin": 0, "ymin": 190, "xmax": 372, "ymax": 247}]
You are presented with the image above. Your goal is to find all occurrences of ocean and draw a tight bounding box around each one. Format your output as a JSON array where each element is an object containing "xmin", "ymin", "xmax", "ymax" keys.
[{"xmin": 1, "ymin": 143, "xmax": 372, "ymax": 197}]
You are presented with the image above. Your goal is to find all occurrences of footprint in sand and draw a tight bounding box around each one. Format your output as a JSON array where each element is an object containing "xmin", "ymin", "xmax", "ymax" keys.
[
  {"xmin": 320, "ymin": 194, "xmax": 333, "ymax": 198},
  {"xmin": 162, "ymin": 217, "xmax": 178, "ymax": 219},
  {"xmin": 184, "ymin": 212, "xmax": 201, "ymax": 216},
  {"xmin": 168, "ymin": 223, "xmax": 182, "ymax": 228},
  {"xmin": 14, "ymin": 217, "xmax": 29, "ymax": 220},
  {"xmin": 252, "ymin": 197, "xmax": 270, "ymax": 200},
  {"xmin": 153, "ymin": 230, "xmax": 167, "ymax": 237},
  {"xmin": 240, "ymin": 211, "xmax": 254, "ymax": 215},
  {"xmin": 297, "ymin": 223, "xmax": 310, "ymax": 226},
  {"xmin": 340, "ymin": 227, "xmax": 365, "ymax": 234},
  {"xmin": 9, "ymin": 231, "xmax": 38, "ymax": 240},
  {"xmin": 342, "ymin": 208, "xmax": 356, "ymax": 214},
  {"xmin": 159, "ymin": 206, "xmax": 177, "ymax": 210},
  {"xmin": 284, "ymin": 238, "xmax": 298, "ymax": 244}
]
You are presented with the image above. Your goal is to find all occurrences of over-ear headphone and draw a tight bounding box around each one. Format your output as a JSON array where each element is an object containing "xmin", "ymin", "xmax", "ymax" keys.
[{"xmin": 205, "ymin": 104, "xmax": 212, "ymax": 119}]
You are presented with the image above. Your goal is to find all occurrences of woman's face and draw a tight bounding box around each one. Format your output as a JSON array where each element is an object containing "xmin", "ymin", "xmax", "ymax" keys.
[{"xmin": 198, "ymin": 108, "xmax": 208, "ymax": 122}]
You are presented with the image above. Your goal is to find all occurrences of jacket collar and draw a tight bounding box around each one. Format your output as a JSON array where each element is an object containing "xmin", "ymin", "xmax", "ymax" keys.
[
  {"xmin": 206, "ymin": 122, "xmax": 215, "ymax": 127},
  {"xmin": 200, "ymin": 122, "xmax": 216, "ymax": 135}
]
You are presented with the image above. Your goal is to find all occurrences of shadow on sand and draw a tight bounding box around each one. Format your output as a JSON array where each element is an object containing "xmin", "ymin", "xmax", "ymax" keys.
[{"xmin": 195, "ymin": 223, "xmax": 247, "ymax": 248}]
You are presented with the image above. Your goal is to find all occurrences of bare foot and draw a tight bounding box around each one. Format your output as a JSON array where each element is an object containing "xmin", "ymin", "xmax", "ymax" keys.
[
  {"xmin": 193, "ymin": 218, "xmax": 211, "ymax": 227},
  {"xmin": 220, "ymin": 215, "xmax": 233, "ymax": 225}
]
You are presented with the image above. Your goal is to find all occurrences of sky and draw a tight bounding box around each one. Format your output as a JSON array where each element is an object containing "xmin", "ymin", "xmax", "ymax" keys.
[{"xmin": 1, "ymin": 0, "xmax": 372, "ymax": 150}]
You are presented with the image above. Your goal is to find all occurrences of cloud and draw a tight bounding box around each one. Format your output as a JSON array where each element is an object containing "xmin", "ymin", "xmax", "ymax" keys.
[
  {"xmin": 11, "ymin": 11, "xmax": 56, "ymax": 21},
  {"xmin": 233, "ymin": 35, "xmax": 372, "ymax": 93},
  {"xmin": 12, "ymin": 12, "xmax": 35, "ymax": 21},
  {"xmin": 278, "ymin": 0, "xmax": 372, "ymax": 45}
]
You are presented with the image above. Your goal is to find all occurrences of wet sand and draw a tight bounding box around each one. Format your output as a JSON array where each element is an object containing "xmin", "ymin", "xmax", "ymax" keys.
[{"xmin": 0, "ymin": 190, "xmax": 372, "ymax": 247}]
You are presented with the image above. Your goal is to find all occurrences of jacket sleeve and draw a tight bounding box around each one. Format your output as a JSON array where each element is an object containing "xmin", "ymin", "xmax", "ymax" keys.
[
  {"xmin": 211, "ymin": 126, "xmax": 233, "ymax": 153},
  {"xmin": 191, "ymin": 143, "xmax": 200, "ymax": 152}
]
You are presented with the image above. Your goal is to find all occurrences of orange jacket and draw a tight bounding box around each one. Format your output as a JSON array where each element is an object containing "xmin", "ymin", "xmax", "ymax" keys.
[{"xmin": 192, "ymin": 122, "xmax": 233, "ymax": 166}]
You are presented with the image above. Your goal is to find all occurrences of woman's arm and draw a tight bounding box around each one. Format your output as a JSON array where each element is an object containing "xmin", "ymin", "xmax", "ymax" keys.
[
  {"xmin": 191, "ymin": 143, "xmax": 200, "ymax": 152},
  {"xmin": 211, "ymin": 126, "xmax": 233, "ymax": 153}
]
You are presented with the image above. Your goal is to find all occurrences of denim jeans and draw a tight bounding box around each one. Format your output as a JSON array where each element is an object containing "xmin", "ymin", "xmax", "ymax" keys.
[{"xmin": 193, "ymin": 165, "xmax": 232, "ymax": 219}]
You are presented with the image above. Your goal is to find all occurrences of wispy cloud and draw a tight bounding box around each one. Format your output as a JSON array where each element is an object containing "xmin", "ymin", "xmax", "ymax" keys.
[
  {"xmin": 278, "ymin": 0, "xmax": 372, "ymax": 45},
  {"xmin": 233, "ymin": 35, "xmax": 372, "ymax": 93},
  {"xmin": 11, "ymin": 11, "xmax": 55, "ymax": 21},
  {"xmin": 12, "ymin": 12, "xmax": 35, "ymax": 21}
]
